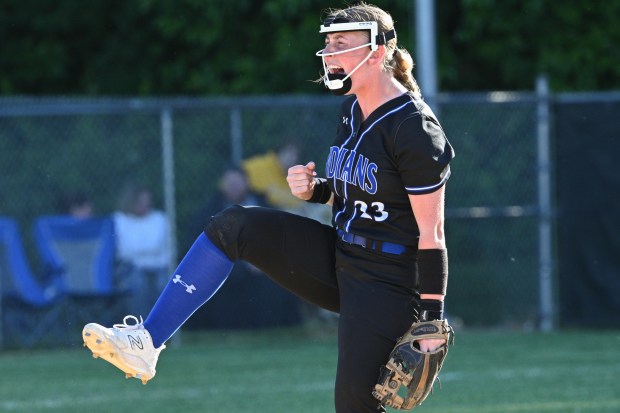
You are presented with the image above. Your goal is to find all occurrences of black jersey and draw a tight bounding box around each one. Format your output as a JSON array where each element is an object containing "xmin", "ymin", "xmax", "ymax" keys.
[{"xmin": 326, "ymin": 91, "xmax": 454, "ymax": 247}]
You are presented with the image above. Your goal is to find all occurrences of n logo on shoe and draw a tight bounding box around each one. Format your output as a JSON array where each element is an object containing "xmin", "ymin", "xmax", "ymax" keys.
[{"xmin": 128, "ymin": 335, "xmax": 144, "ymax": 350}]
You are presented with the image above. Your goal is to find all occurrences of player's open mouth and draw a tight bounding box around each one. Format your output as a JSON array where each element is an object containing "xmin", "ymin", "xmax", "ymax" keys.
[{"xmin": 327, "ymin": 65, "xmax": 346, "ymax": 75}]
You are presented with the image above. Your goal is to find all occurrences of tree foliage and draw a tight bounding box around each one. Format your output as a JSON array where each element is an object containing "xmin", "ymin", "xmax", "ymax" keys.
[
  {"xmin": 437, "ymin": 0, "xmax": 620, "ymax": 91},
  {"xmin": 0, "ymin": 0, "xmax": 617, "ymax": 95}
]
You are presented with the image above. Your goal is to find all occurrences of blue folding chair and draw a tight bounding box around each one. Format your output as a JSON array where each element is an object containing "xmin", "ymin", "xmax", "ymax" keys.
[
  {"xmin": 0, "ymin": 216, "xmax": 64, "ymax": 348},
  {"xmin": 33, "ymin": 215, "xmax": 125, "ymax": 333}
]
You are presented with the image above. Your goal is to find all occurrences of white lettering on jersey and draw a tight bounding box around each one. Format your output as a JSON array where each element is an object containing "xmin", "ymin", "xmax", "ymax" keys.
[
  {"xmin": 354, "ymin": 201, "xmax": 389, "ymax": 221},
  {"xmin": 326, "ymin": 146, "xmax": 378, "ymax": 195}
]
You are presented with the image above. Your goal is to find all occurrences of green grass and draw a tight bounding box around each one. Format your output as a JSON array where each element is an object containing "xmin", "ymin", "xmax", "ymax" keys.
[{"xmin": 1, "ymin": 327, "xmax": 619, "ymax": 413}]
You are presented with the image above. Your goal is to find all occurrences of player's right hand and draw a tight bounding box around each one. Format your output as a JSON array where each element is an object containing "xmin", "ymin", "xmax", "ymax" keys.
[{"xmin": 287, "ymin": 161, "xmax": 317, "ymax": 201}]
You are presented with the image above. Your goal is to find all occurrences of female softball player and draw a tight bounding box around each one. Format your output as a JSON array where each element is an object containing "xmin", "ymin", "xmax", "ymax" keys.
[{"xmin": 83, "ymin": 3, "xmax": 454, "ymax": 412}]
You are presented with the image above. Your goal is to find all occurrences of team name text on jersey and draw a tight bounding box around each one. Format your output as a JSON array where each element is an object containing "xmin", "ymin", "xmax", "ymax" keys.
[{"xmin": 326, "ymin": 146, "xmax": 378, "ymax": 195}]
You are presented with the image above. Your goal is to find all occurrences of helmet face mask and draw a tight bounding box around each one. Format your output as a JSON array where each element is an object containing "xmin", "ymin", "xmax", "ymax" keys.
[
  {"xmin": 320, "ymin": 21, "xmax": 380, "ymax": 51},
  {"xmin": 316, "ymin": 19, "xmax": 395, "ymax": 95}
]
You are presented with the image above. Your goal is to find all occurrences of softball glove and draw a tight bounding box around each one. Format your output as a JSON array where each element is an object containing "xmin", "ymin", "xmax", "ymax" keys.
[{"xmin": 373, "ymin": 319, "xmax": 454, "ymax": 410}]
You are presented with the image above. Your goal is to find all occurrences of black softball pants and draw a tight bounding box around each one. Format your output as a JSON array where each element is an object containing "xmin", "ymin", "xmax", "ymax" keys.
[{"xmin": 204, "ymin": 205, "xmax": 418, "ymax": 413}]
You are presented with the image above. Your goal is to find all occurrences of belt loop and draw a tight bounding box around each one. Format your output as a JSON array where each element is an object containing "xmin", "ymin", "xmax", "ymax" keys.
[
  {"xmin": 357, "ymin": 234, "xmax": 366, "ymax": 248},
  {"xmin": 373, "ymin": 240, "xmax": 383, "ymax": 252}
]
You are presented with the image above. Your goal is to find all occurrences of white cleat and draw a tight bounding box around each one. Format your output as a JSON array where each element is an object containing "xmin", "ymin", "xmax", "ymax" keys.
[{"xmin": 82, "ymin": 315, "xmax": 165, "ymax": 384}]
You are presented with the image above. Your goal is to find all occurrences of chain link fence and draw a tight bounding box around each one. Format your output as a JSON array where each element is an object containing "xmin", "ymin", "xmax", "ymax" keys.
[{"xmin": 0, "ymin": 91, "xmax": 557, "ymax": 334}]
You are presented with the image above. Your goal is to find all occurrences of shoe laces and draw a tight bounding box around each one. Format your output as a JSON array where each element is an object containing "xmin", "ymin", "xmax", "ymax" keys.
[{"xmin": 113, "ymin": 315, "xmax": 145, "ymax": 331}]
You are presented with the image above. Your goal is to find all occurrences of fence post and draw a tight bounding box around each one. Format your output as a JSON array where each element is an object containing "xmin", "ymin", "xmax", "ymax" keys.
[
  {"xmin": 230, "ymin": 108, "xmax": 243, "ymax": 165},
  {"xmin": 415, "ymin": 0, "xmax": 438, "ymax": 112},
  {"xmin": 536, "ymin": 75, "xmax": 554, "ymax": 331},
  {"xmin": 160, "ymin": 107, "xmax": 181, "ymax": 345},
  {"xmin": 161, "ymin": 107, "xmax": 178, "ymax": 273}
]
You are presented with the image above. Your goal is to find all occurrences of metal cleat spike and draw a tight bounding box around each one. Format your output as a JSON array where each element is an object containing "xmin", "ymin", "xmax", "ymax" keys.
[
  {"xmin": 141, "ymin": 379, "xmax": 148, "ymax": 385},
  {"xmin": 126, "ymin": 373, "xmax": 132, "ymax": 379},
  {"xmin": 92, "ymin": 354, "xmax": 99, "ymax": 359},
  {"xmin": 83, "ymin": 342, "xmax": 87, "ymax": 347}
]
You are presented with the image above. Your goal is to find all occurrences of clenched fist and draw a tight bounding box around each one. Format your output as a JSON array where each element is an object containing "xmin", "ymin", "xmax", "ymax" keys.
[{"xmin": 287, "ymin": 162, "xmax": 317, "ymax": 200}]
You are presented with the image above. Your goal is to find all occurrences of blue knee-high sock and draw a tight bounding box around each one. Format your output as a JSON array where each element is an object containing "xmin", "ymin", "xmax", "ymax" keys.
[{"xmin": 144, "ymin": 233, "xmax": 233, "ymax": 348}]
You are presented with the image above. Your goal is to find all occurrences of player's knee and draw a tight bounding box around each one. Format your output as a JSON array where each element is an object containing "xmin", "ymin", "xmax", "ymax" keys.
[{"xmin": 203, "ymin": 204, "xmax": 250, "ymax": 260}]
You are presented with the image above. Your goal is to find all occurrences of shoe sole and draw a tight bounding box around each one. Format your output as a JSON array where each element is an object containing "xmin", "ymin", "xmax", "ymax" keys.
[{"xmin": 82, "ymin": 324, "xmax": 153, "ymax": 385}]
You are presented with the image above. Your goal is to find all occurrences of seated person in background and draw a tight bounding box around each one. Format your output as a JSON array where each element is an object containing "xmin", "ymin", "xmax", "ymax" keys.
[
  {"xmin": 58, "ymin": 191, "xmax": 94, "ymax": 219},
  {"xmin": 192, "ymin": 165, "xmax": 266, "ymax": 226},
  {"xmin": 113, "ymin": 181, "xmax": 171, "ymax": 317}
]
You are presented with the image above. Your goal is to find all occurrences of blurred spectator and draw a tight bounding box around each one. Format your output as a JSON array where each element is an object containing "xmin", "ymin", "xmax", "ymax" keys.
[
  {"xmin": 191, "ymin": 166, "xmax": 265, "ymax": 229},
  {"xmin": 242, "ymin": 142, "xmax": 331, "ymax": 225},
  {"xmin": 242, "ymin": 141, "xmax": 303, "ymax": 212},
  {"xmin": 113, "ymin": 181, "xmax": 171, "ymax": 317},
  {"xmin": 58, "ymin": 191, "xmax": 94, "ymax": 219}
]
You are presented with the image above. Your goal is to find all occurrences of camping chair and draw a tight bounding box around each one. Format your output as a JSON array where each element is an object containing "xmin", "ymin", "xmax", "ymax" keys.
[
  {"xmin": 0, "ymin": 216, "xmax": 65, "ymax": 348},
  {"xmin": 33, "ymin": 215, "xmax": 125, "ymax": 339}
]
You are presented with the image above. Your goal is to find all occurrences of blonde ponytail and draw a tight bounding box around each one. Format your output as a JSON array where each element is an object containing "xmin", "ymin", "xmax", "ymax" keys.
[{"xmin": 390, "ymin": 47, "xmax": 420, "ymax": 94}]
